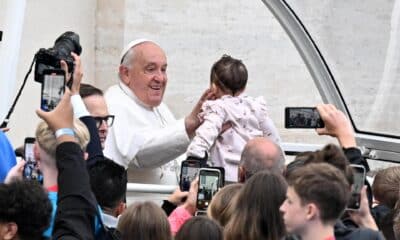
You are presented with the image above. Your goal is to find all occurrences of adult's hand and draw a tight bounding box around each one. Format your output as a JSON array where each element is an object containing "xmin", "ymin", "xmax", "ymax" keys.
[
  {"xmin": 348, "ymin": 186, "xmax": 379, "ymax": 230},
  {"xmin": 316, "ymin": 104, "xmax": 356, "ymax": 148},
  {"xmin": 1, "ymin": 128, "xmax": 10, "ymax": 133},
  {"xmin": 168, "ymin": 188, "xmax": 189, "ymax": 206},
  {"xmin": 36, "ymin": 89, "xmax": 76, "ymax": 144},
  {"xmin": 185, "ymin": 89, "xmax": 216, "ymax": 138},
  {"xmin": 60, "ymin": 52, "xmax": 83, "ymax": 95},
  {"xmin": 4, "ymin": 160, "xmax": 25, "ymax": 184},
  {"xmin": 182, "ymin": 178, "xmax": 199, "ymax": 215}
]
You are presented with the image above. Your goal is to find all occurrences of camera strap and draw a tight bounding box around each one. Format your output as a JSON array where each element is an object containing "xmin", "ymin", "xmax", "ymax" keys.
[{"xmin": 1, "ymin": 54, "xmax": 36, "ymax": 128}]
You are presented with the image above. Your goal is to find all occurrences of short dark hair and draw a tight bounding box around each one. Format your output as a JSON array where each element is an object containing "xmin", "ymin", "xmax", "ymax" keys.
[
  {"xmin": 79, "ymin": 83, "xmax": 104, "ymax": 98},
  {"xmin": 210, "ymin": 54, "xmax": 248, "ymax": 95},
  {"xmin": 288, "ymin": 163, "xmax": 350, "ymax": 224},
  {"xmin": 89, "ymin": 158, "xmax": 127, "ymax": 210},
  {"xmin": 175, "ymin": 216, "xmax": 223, "ymax": 240},
  {"xmin": 0, "ymin": 180, "xmax": 52, "ymax": 239}
]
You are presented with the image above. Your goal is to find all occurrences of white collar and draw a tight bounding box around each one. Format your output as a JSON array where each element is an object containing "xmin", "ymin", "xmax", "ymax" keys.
[{"xmin": 118, "ymin": 81, "xmax": 154, "ymax": 110}]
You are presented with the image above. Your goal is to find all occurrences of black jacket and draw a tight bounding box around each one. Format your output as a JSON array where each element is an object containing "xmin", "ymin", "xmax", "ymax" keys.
[
  {"xmin": 334, "ymin": 220, "xmax": 385, "ymax": 240},
  {"xmin": 52, "ymin": 142, "xmax": 97, "ymax": 239}
]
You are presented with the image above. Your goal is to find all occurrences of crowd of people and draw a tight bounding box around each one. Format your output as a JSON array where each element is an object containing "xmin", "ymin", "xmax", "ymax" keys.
[{"xmin": 0, "ymin": 38, "xmax": 398, "ymax": 240}]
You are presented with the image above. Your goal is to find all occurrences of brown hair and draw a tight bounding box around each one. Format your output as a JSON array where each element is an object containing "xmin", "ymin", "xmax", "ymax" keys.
[
  {"xmin": 210, "ymin": 54, "xmax": 247, "ymax": 96},
  {"xmin": 207, "ymin": 183, "xmax": 243, "ymax": 227},
  {"xmin": 175, "ymin": 216, "xmax": 223, "ymax": 240},
  {"xmin": 224, "ymin": 170, "xmax": 287, "ymax": 240},
  {"xmin": 373, "ymin": 166, "xmax": 400, "ymax": 208},
  {"xmin": 117, "ymin": 201, "xmax": 171, "ymax": 240},
  {"xmin": 303, "ymin": 144, "xmax": 354, "ymax": 185},
  {"xmin": 288, "ymin": 163, "xmax": 350, "ymax": 224}
]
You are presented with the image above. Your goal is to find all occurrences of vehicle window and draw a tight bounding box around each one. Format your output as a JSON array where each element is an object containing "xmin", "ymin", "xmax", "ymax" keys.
[
  {"xmin": 286, "ymin": 0, "xmax": 400, "ymax": 137},
  {"xmin": 122, "ymin": 0, "xmax": 334, "ymax": 145}
]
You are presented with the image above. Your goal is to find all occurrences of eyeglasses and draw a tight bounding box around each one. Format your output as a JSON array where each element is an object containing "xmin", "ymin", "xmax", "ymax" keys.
[{"xmin": 93, "ymin": 115, "xmax": 115, "ymax": 129}]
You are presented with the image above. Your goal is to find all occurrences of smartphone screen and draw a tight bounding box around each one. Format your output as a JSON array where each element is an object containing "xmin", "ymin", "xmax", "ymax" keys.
[
  {"xmin": 285, "ymin": 107, "xmax": 325, "ymax": 128},
  {"xmin": 347, "ymin": 164, "xmax": 366, "ymax": 210},
  {"xmin": 180, "ymin": 160, "xmax": 201, "ymax": 191},
  {"xmin": 41, "ymin": 69, "xmax": 65, "ymax": 111},
  {"xmin": 196, "ymin": 168, "xmax": 221, "ymax": 211},
  {"xmin": 23, "ymin": 137, "xmax": 40, "ymax": 181},
  {"xmin": 208, "ymin": 166, "xmax": 225, "ymax": 188}
]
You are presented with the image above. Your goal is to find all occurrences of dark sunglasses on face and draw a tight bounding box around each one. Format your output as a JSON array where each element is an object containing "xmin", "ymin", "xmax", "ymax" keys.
[{"xmin": 93, "ymin": 115, "xmax": 115, "ymax": 129}]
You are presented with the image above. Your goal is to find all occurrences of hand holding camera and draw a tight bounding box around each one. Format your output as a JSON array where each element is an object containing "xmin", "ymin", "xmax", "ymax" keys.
[{"xmin": 60, "ymin": 52, "xmax": 83, "ymax": 95}]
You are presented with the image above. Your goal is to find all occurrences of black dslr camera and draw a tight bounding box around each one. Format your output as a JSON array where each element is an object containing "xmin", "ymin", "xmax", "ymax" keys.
[{"xmin": 34, "ymin": 31, "xmax": 82, "ymax": 83}]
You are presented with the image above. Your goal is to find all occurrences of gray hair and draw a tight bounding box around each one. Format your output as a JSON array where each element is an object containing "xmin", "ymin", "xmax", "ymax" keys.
[{"xmin": 240, "ymin": 139, "xmax": 285, "ymax": 179}]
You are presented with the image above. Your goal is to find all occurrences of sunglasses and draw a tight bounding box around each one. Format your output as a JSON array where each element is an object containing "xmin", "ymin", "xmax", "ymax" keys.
[{"xmin": 93, "ymin": 115, "xmax": 115, "ymax": 129}]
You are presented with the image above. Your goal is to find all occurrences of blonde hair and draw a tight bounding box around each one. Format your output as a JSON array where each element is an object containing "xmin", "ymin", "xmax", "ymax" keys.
[
  {"xmin": 207, "ymin": 183, "xmax": 242, "ymax": 227},
  {"xmin": 35, "ymin": 119, "xmax": 90, "ymax": 160}
]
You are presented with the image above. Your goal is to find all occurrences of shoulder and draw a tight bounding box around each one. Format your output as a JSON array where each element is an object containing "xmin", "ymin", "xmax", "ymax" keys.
[
  {"xmin": 201, "ymin": 99, "xmax": 226, "ymax": 115},
  {"xmin": 104, "ymin": 84, "xmax": 121, "ymax": 97}
]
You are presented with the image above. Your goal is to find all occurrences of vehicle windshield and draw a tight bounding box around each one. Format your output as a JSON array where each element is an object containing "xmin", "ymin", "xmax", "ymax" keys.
[{"xmin": 285, "ymin": 0, "xmax": 400, "ymax": 137}]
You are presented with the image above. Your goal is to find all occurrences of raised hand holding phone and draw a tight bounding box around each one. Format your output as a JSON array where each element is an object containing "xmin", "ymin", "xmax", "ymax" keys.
[
  {"xmin": 285, "ymin": 107, "xmax": 324, "ymax": 128},
  {"xmin": 40, "ymin": 69, "xmax": 66, "ymax": 112},
  {"xmin": 196, "ymin": 168, "xmax": 222, "ymax": 215},
  {"xmin": 36, "ymin": 88, "xmax": 77, "ymax": 145},
  {"xmin": 347, "ymin": 164, "xmax": 366, "ymax": 211}
]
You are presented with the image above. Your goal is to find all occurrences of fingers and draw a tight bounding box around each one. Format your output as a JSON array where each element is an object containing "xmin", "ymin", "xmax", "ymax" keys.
[
  {"xmin": 60, "ymin": 60, "xmax": 68, "ymax": 73},
  {"xmin": 60, "ymin": 60, "xmax": 72, "ymax": 83},
  {"xmin": 35, "ymin": 108, "xmax": 49, "ymax": 121},
  {"xmin": 1, "ymin": 128, "xmax": 10, "ymax": 133}
]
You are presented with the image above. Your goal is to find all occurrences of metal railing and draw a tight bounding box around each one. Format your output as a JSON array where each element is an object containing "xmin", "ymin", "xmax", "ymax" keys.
[{"xmin": 125, "ymin": 142, "xmax": 323, "ymax": 194}]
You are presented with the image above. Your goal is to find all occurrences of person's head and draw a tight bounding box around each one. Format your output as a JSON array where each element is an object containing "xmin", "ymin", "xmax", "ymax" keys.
[
  {"xmin": 0, "ymin": 180, "xmax": 52, "ymax": 240},
  {"xmin": 207, "ymin": 183, "xmax": 243, "ymax": 227},
  {"xmin": 286, "ymin": 144, "xmax": 353, "ymax": 187},
  {"xmin": 119, "ymin": 40, "xmax": 167, "ymax": 107},
  {"xmin": 35, "ymin": 119, "xmax": 90, "ymax": 170},
  {"xmin": 224, "ymin": 170, "xmax": 287, "ymax": 240},
  {"xmin": 210, "ymin": 54, "xmax": 248, "ymax": 97},
  {"xmin": 80, "ymin": 83, "xmax": 113, "ymax": 149},
  {"xmin": 373, "ymin": 166, "xmax": 400, "ymax": 209},
  {"xmin": 175, "ymin": 216, "xmax": 223, "ymax": 240},
  {"xmin": 117, "ymin": 201, "xmax": 171, "ymax": 240},
  {"xmin": 89, "ymin": 158, "xmax": 127, "ymax": 217},
  {"xmin": 238, "ymin": 137, "xmax": 285, "ymax": 182},
  {"xmin": 280, "ymin": 163, "xmax": 350, "ymax": 237}
]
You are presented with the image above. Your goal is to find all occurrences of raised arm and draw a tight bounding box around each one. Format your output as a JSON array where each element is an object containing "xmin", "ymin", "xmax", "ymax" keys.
[{"xmin": 36, "ymin": 89, "xmax": 97, "ymax": 239}]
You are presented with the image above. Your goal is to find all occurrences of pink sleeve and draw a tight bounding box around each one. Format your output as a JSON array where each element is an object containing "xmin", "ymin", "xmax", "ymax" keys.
[
  {"xmin": 168, "ymin": 206, "xmax": 193, "ymax": 236},
  {"xmin": 186, "ymin": 100, "xmax": 226, "ymax": 158}
]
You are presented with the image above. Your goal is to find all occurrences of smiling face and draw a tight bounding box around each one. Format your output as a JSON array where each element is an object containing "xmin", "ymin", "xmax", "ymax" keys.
[{"xmin": 120, "ymin": 42, "xmax": 168, "ymax": 107}]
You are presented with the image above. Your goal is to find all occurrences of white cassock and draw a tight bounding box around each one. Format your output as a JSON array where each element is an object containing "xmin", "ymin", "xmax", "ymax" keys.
[{"xmin": 104, "ymin": 81, "xmax": 190, "ymax": 185}]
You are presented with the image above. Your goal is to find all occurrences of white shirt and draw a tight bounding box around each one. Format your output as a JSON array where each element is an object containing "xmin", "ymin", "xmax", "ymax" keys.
[
  {"xmin": 104, "ymin": 82, "xmax": 190, "ymax": 185},
  {"xmin": 187, "ymin": 95, "xmax": 282, "ymax": 182}
]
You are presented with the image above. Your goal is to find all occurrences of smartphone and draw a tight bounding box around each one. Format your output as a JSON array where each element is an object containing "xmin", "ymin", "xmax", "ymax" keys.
[
  {"xmin": 347, "ymin": 164, "xmax": 366, "ymax": 210},
  {"xmin": 23, "ymin": 137, "xmax": 40, "ymax": 181},
  {"xmin": 196, "ymin": 168, "xmax": 221, "ymax": 214},
  {"xmin": 208, "ymin": 166, "xmax": 225, "ymax": 187},
  {"xmin": 41, "ymin": 69, "xmax": 65, "ymax": 111},
  {"xmin": 180, "ymin": 160, "xmax": 202, "ymax": 191},
  {"xmin": 285, "ymin": 107, "xmax": 324, "ymax": 128}
]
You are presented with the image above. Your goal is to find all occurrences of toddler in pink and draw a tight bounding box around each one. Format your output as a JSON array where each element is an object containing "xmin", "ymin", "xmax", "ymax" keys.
[{"xmin": 186, "ymin": 55, "xmax": 281, "ymax": 182}]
